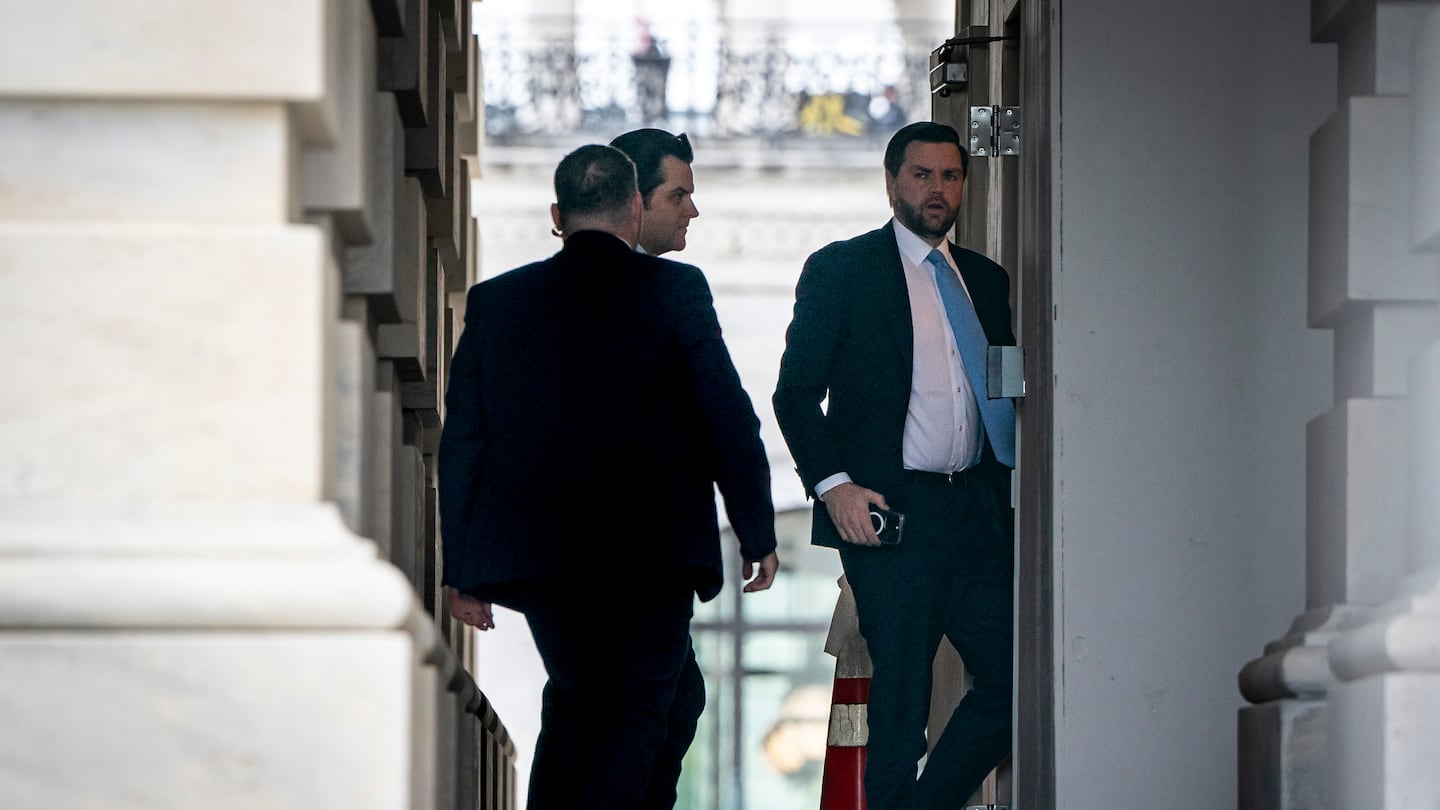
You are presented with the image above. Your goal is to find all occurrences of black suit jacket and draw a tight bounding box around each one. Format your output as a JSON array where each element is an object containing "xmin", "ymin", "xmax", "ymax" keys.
[
  {"xmin": 438, "ymin": 230, "xmax": 777, "ymax": 603},
  {"xmin": 772, "ymin": 222, "xmax": 1015, "ymax": 549}
]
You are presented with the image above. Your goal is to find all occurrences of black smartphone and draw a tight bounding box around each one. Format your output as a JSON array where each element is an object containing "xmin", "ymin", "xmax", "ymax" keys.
[{"xmin": 869, "ymin": 508, "xmax": 906, "ymax": 545}]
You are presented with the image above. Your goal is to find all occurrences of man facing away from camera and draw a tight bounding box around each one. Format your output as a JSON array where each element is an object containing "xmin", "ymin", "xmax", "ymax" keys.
[
  {"xmin": 438, "ymin": 143, "xmax": 779, "ymax": 809},
  {"xmin": 773, "ymin": 121, "xmax": 1017, "ymax": 809}
]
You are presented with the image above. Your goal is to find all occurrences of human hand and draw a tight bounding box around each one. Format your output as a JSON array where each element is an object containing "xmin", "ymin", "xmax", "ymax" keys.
[
  {"xmin": 820, "ymin": 482, "xmax": 890, "ymax": 546},
  {"xmin": 448, "ymin": 588, "xmax": 495, "ymax": 630},
  {"xmin": 742, "ymin": 551, "xmax": 779, "ymax": 593}
]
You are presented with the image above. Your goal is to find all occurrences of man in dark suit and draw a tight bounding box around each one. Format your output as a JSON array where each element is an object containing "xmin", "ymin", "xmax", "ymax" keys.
[
  {"xmin": 773, "ymin": 122, "xmax": 1016, "ymax": 809},
  {"xmin": 439, "ymin": 144, "xmax": 780, "ymax": 809}
]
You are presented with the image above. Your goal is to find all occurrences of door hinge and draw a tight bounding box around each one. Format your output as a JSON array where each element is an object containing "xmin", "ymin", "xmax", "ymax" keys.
[{"xmin": 969, "ymin": 105, "xmax": 1020, "ymax": 157}]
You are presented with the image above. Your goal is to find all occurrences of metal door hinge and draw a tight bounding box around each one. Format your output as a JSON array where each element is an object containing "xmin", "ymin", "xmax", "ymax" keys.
[{"xmin": 969, "ymin": 105, "xmax": 1020, "ymax": 157}]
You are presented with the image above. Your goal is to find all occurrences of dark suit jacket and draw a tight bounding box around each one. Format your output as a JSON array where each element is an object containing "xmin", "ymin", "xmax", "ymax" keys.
[
  {"xmin": 438, "ymin": 230, "xmax": 777, "ymax": 603},
  {"xmin": 772, "ymin": 222, "xmax": 1015, "ymax": 549}
]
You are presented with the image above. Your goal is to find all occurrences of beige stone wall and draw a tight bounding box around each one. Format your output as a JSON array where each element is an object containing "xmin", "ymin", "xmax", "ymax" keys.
[{"xmin": 0, "ymin": 2, "xmax": 513, "ymax": 807}]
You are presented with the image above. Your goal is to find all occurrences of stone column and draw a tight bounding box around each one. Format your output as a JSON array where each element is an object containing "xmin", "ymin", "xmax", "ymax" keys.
[
  {"xmin": 1237, "ymin": 2, "xmax": 1440, "ymax": 808},
  {"xmin": 1327, "ymin": 3, "xmax": 1440, "ymax": 806},
  {"xmin": 0, "ymin": 2, "xmax": 503, "ymax": 807}
]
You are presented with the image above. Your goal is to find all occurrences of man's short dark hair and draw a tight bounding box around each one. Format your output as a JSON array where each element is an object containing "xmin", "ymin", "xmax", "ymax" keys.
[
  {"xmin": 608, "ymin": 128, "xmax": 694, "ymax": 201},
  {"xmin": 883, "ymin": 121, "xmax": 969, "ymax": 178},
  {"xmin": 553, "ymin": 144, "xmax": 638, "ymax": 229}
]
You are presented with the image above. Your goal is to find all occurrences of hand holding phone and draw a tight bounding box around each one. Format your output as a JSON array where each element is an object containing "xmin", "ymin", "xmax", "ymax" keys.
[{"xmin": 869, "ymin": 508, "xmax": 906, "ymax": 545}]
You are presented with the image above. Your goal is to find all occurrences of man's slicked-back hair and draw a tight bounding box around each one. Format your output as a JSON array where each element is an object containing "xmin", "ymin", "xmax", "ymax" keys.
[
  {"xmin": 608, "ymin": 128, "xmax": 694, "ymax": 201},
  {"xmin": 553, "ymin": 144, "xmax": 638, "ymax": 230},
  {"xmin": 883, "ymin": 121, "xmax": 969, "ymax": 178}
]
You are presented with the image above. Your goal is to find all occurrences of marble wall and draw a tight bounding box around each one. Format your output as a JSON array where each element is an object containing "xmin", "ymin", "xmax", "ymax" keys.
[
  {"xmin": 1238, "ymin": 2, "xmax": 1440, "ymax": 808},
  {"xmin": 0, "ymin": 1, "xmax": 513, "ymax": 807}
]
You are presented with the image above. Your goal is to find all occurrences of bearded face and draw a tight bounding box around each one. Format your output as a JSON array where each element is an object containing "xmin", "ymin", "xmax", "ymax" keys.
[{"xmin": 885, "ymin": 141, "xmax": 965, "ymax": 243}]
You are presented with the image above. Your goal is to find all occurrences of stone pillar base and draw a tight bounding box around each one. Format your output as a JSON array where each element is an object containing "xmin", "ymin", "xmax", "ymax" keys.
[
  {"xmin": 0, "ymin": 630, "xmax": 428, "ymax": 810},
  {"xmin": 0, "ymin": 502, "xmax": 442, "ymax": 810},
  {"xmin": 1329, "ymin": 673, "xmax": 1440, "ymax": 808},
  {"xmin": 1328, "ymin": 573, "xmax": 1440, "ymax": 809},
  {"xmin": 1238, "ymin": 699, "xmax": 1327, "ymax": 810}
]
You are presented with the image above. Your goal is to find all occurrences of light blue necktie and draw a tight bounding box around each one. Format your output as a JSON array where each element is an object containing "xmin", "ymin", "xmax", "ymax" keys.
[{"xmin": 926, "ymin": 248, "xmax": 1016, "ymax": 468}]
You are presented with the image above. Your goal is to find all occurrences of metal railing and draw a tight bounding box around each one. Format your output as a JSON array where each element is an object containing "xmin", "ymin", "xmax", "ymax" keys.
[{"xmin": 479, "ymin": 16, "xmax": 947, "ymax": 145}]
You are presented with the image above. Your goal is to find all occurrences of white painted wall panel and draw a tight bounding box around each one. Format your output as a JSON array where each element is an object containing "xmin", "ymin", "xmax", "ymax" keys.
[{"xmin": 1054, "ymin": 0, "xmax": 1334, "ymax": 805}]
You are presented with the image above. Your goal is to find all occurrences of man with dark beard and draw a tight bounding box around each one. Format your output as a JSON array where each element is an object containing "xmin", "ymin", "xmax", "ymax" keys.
[{"xmin": 772, "ymin": 121, "xmax": 1017, "ymax": 809}]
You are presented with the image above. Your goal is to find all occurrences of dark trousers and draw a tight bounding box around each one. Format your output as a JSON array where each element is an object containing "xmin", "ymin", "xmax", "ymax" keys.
[
  {"xmin": 838, "ymin": 459, "xmax": 1014, "ymax": 810},
  {"xmin": 509, "ymin": 582, "xmax": 703, "ymax": 810}
]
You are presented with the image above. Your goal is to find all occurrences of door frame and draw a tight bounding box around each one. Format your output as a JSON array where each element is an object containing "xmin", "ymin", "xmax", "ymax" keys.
[
  {"xmin": 935, "ymin": 0, "xmax": 1058, "ymax": 805},
  {"xmin": 1014, "ymin": 0, "xmax": 1057, "ymax": 807}
]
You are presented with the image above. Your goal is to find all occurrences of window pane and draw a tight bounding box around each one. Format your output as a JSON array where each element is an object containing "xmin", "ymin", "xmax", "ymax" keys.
[{"xmin": 745, "ymin": 673, "xmax": 830, "ymax": 809}]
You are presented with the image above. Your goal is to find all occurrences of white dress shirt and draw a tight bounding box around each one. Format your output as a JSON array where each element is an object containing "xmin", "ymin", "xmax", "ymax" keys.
[{"xmin": 815, "ymin": 220, "xmax": 983, "ymax": 499}]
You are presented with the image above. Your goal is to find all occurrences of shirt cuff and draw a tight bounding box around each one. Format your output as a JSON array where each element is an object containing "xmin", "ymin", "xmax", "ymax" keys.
[{"xmin": 815, "ymin": 473, "xmax": 853, "ymax": 500}]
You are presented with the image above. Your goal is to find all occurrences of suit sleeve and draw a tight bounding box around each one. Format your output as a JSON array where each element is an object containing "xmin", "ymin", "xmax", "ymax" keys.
[
  {"xmin": 437, "ymin": 284, "xmax": 489, "ymax": 588},
  {"xmin": 772, "ymin": 249, "xmax": 848, "ymax": 496},
  {"xmin": 672, "ymin": 266, "xmax": 778, "ymax": 563}
]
